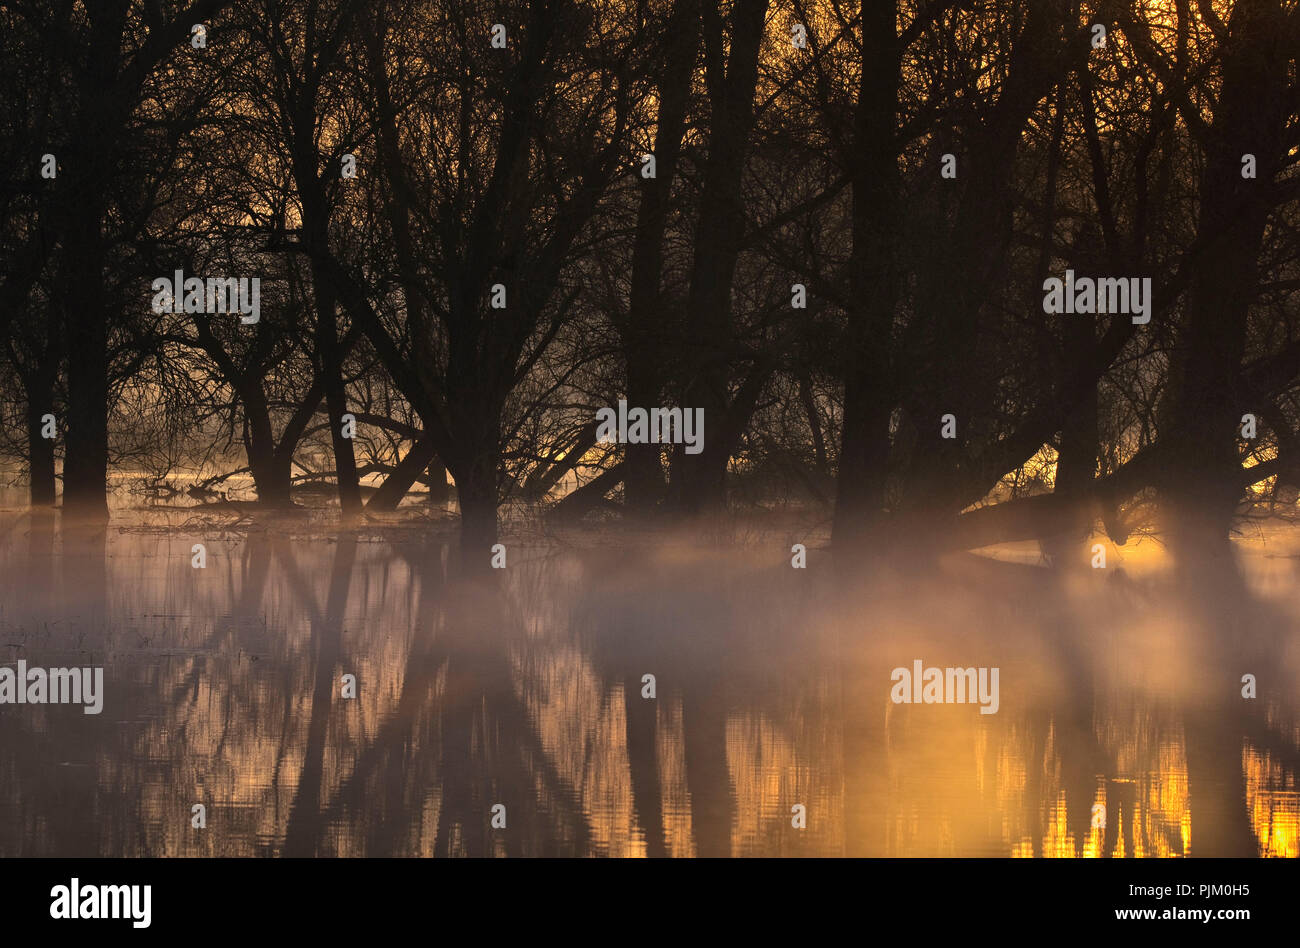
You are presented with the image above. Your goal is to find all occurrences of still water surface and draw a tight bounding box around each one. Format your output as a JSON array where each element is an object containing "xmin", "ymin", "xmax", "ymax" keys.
[{"xmin": 1, "ymin": 495, "xmax": 1297, "ymax": 857}]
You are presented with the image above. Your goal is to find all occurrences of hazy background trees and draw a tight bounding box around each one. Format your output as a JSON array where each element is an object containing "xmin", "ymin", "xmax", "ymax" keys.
[{"xmin": 1, "ymin": 0, "xmax": 1298, "ymax": 565}]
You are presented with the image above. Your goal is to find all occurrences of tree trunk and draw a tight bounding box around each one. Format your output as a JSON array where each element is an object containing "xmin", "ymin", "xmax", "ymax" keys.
[
  {"xmin": 246, "ymin": 437, "xmax": 293, "ymax": 507},
  {"xmin": 456, "ymin": 479, "xmax": 499, "ymax": 554},
  {"xmin": 832, "ymin": 0, "xmax": 901, "ymax": 553},
  {"xmin": 61, "ymin": 210, "xmax": 110, "ymax": 522},
  {"xmin": 897, "ymin": 0, "xmax": 1072, "ymax": 528},
  {"xmin": 367, "ymin": 436, "xmax": 437, "ymax": 511},
  {"xmin": 1162, "ymin": 0, "xmax": 1290, "ymax": 577},
  {"xmin": 1041, "ymin": 324, "xmax": 1100, "ymax": 565},
  {"xmin": 241, "ymin": 387, "xmax": 294, "ymax": 506},
  {"xmin": 624, "ymin": 0, "xmax": 699, "ymax": 515},
  {"xmin": 310, "ymin": 262, "xmax": 362, "ymax": 517},
  {"xmin": 674, "ymin": 0, "xmax": 770, "ymax": 516},
  {"xmin": 426, "ymin": 459, "xmax": 450, "ymax": 506},
  {"xmin": 26, "ymin": 395, "xmax": 56, "ymax": 507},
  {"xmin": 291, "ymin": 80, "xmax": 362, "ymax": 518}
]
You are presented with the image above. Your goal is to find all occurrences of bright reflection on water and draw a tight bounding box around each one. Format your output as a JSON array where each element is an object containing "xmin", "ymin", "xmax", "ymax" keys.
[{"xmin": 0, "ymin": 492, "xmax": 1297, "ymax": 857}]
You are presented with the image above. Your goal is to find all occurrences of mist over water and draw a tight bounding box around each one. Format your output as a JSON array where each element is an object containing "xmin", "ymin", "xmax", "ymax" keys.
[{"xmin": 0, "ymin": 488, "xmax": 1296, "ymax": 857}]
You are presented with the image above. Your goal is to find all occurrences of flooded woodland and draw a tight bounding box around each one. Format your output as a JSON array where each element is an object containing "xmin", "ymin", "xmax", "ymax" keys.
[
  {"xmin": 3, "ymin": 1, "xmax": 1300, "ymax": 862},
  {"xmin": 1, "ymin": 486, "xmax": 1296, "ymax": 858}
]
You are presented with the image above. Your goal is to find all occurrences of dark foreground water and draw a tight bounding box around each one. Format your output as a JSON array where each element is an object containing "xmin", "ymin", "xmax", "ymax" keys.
[{"xmin": 0, "ymin": 497, "xmax": 1297, "ymax": 857}]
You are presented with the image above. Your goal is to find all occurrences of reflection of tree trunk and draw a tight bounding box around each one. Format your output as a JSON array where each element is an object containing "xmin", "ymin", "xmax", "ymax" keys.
[
  {"xmin": 313, "ymin": 555, "xmax": 593, "ymax": 855},
  {"xmin": 682, "ymin": 685, "xmax": 732, "ymax": 857},
  {"xmin": 1059, "ymin": 685, "xmax": 1104, "ymax": 850},
  {"xmin": 1184, "ymin": 704, "xmax": 1257, "ymax": 857},
  {"xmin": 1102, "ymin": 777, "xmax": 1138, "ymax": 857},
  {"xmin": 624, "ymin": 675, "xmax": 666, "ymax": 857},
  {"xmin": 61, "ymin": 522, "xmax": 107, "ymax": 656},
  {"xmin": 831, "ymin": 554, "xmax": 890, "ymax": 853},
  {"xmin": 25, "ymin": 508, "xmax": 55, "ymax": 618},
  {"xmin": 1022, "ymin": 714, "xmax": 1049, "ymax": 857},
  {"xmin": 237, "ymin": 535, "xmax": 273, "ymax": 617},
  {"xmin": 842, "ymin": 693, "xmax": 887, "ymax": 856},
  {"xmin": 308, "ymin": 538, "xmax": 452, "ymax": 854},
  {"xmin": 430, "ymin": 585, "xmax": 591, "ymax": 857},
  {"xmin": 363, "ymin": 545, "xmax": 447, "ymax": 855},
  {"xmin": 1180, "ymin": 565, "xmax": 1258, "ymax": 857},
  {"xmin": 282, "ymin": 533, "xmax": 357, "ymax": 855},
  {"xmin": 432, "ymin": 658, "xmax": 489, "ymax": 857}
]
